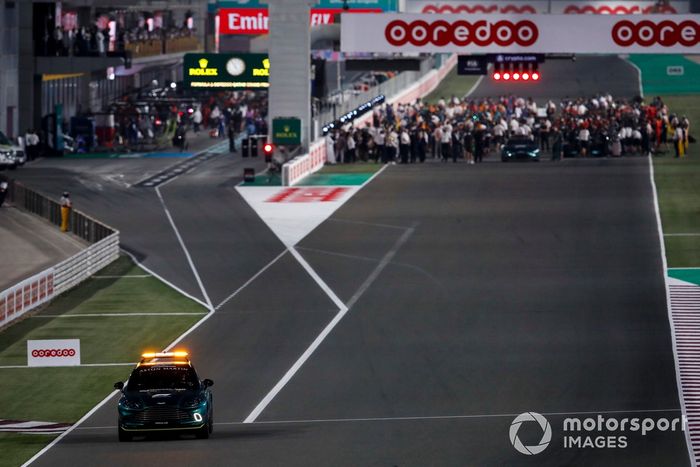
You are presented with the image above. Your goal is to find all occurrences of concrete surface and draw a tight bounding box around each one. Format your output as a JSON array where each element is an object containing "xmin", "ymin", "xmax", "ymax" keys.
[{"xmin": 0, "ymin": 206, "xmax": 86, "ymax": 292}]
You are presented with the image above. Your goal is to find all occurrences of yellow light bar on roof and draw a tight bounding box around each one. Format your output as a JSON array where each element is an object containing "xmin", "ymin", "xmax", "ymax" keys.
[{"xmin": 141, "ymin": 351, "xmax": 189, "ymax": 359}]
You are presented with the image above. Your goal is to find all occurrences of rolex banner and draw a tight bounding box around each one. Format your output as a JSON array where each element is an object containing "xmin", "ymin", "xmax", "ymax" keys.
[{"xmin": 183, "ymin": 53, "xmax": 270, "ymax": 89}]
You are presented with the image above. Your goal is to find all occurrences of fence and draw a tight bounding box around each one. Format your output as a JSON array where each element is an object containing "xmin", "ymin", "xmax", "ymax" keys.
[
  {"xmin": 0, "ymin": 181, "xmax": 120, "ymax": 328},
  {"xmin": 312, "ymin": 55, "xmax": 452, "ymax": 140}
]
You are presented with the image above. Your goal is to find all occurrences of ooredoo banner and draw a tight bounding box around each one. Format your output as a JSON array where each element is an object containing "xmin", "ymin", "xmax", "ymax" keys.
[
  {"xmin": 340, "ymin": 14, "xmax": 700, "ymax": 54},
  {"xmin": 406, "ymin": 1, "xmax": 689, "ymax": 14},
  {"xmin": 27, "ymin": 339, "xmax": 81, "ymax": 367},
  {"xmin": 408, "ymin": 1, "xmax": 547, "ymax": 14},
  {"xmin": 551, "ymin": 1, "xmax": 689, "ymax": 14}
]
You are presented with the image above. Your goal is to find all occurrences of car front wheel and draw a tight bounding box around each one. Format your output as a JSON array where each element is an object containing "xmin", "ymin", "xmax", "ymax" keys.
[{"xmin": 118, "ymin": 426, "xmax": 131, "ymax": 442}]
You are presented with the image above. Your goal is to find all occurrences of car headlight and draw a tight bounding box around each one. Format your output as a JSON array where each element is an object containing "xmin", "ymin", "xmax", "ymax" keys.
[
  {"xmin": 184, "ymin": 397, "xmax": 206, "ymax": 409},
  {"xmin": 119, "ymin": 398, "xmax": 143, "ymax": 410},
  {"xmin": 531, "ymin": 149, "xmax": 540, "ymax": 154}
]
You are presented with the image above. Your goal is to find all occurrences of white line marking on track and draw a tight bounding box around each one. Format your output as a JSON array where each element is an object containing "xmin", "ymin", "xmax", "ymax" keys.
[
  {"xmin": 244, "ymin": 225, "xmax": 415, "ymax": 424},
  {"xmin": 77, "ymin": 408, "xmax": 684, "ymax": 430},
  {"xmin": 155, "ymin": 186, "xmax": 215, "ymax": 313},
  {"xmin": 289, "ymin": 247, "xmax": 348, "ymax": 312},
  {"xmin": 91, "ymin": 275, "xmax": 151, "ymax": 279},
  {"xmin": 464, "ymin": 74, "xmax": 485, "ymax": 99},
  {"xmin": 623, "ymin": 56, "xmax": 645, "ymax": 98},
  {"xmin": 132, "ymin": 140, "xmax": 228, "ymax": 187},
  {"xmin": 2, "ymin": 363, "xmax": 135, "ymax": 370},
  {"xmin": 327, "ymin": 218, "xmax": 409, "ymax": 230},
  {"xmin": 30, "ymin": 312, "xmax": 207, "ymax": 318},
  {"xmin": 215, "ymin": 249, "xmax": 289, "ymax": 310},
  {"xmin": 120, "ymin": 249, "xmax": 209, "ymax": 309},
  {"xmin": 649, "ymin": 153, "xmax": 696, "ymax": 467},
  {"xmin": 345, "ymin": 224, "xmax": 415, "ymax": 310}
]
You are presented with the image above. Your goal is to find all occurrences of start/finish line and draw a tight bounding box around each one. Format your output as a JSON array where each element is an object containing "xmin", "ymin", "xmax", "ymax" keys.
[{"xmin": 340, "ymin": 14, "xmax": 700, "ymax": 54}]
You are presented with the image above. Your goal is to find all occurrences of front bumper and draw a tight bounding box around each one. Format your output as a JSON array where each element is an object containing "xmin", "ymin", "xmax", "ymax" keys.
[
  {"xmin": 118, "ymin": 406, "xmax": 208, "ymax": 432},
  {"xmin": 502, "ymin": 152, "xmax": 539, "ymax": 161}
]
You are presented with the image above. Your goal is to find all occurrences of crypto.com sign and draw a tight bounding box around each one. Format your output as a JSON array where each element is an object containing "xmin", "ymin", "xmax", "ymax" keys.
[{"xmin": 341, "ymin": 14, "xmax": 700, "ymax": 54}]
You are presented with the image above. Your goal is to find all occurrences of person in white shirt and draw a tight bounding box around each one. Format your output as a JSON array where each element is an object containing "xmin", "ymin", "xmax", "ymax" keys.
[
  {"xmin": 387, "ymin": 128, "xmax": 399, "ymax": 164},
  {"xmin": 631, "ymin": 127, "xmax": 642, "ymax": 154},
  {"xmin": 346, "ymin": 131, "xmax": 356, "ymax": 163},
  {"xmin": 25, "ymin": 129, "xmax": 40, "ymax": 160},
  {"xmin": 440, "ymin": 123, "xmax": 452, "ymax": 162},
  {"xmin": 375, "ymin": 127, "xmax": 386, "ymax": 163},
  {"xmin": 509, "ymin": 118, "xmax": 519, "ymax": 135},
  {"xmin": 578, "ymin": 126, "xmax": 591, "ymax": 156},
  {"xmin": 192, "ymin": 107, "xmax": 202, "ymax": 133},
  {"xmin": 493, "ymin": 122, "xmax": 505, "ymax": 150},
  {"xmin": 399, "ymin": 128, "xmax": 410, "ymax": 164}
]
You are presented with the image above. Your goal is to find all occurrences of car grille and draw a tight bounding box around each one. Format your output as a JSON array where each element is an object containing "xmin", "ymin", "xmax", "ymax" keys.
[
  {"xmin": 132, "ymin": 407, "xmax": 192, "ymax": 423},
  {"xmin": 15, "ymin": 151, "xmax": 24, "ymax": 158}
]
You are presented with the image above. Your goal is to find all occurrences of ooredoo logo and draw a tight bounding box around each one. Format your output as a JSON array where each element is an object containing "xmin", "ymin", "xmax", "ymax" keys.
[
  {"xmin": 384, "ymin": 19, "xmax": 538, "ymax": 47},
  {"xmin": 611, "ymin": 20, "xmax": 699, "ymax": 47},
  {"xmin": 31, "ymin": 348, "xmax": 76, "ymax": 357}
]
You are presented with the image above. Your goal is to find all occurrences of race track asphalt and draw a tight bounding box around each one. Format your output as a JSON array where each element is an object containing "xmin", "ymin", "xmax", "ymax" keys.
[
  {"xmin": 18, "ymin": 153, "xmax": 689, "ymax": 466},
  {"xmin": 470, "ymin": 55, "xmax": 641, "ymax": 101}
]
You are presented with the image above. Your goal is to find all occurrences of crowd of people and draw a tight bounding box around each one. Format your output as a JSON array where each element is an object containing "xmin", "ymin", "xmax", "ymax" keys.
[
  {"xmin": 325, "ymin": 94, "xmax": 692, "ymax": 164},
  {"xmin": 41, "ymin": 23, "xmax": 195, "ymax": 57},
  {"xmin": 111, "ymin": 90, "xmax": 268, "ymax": 152}
]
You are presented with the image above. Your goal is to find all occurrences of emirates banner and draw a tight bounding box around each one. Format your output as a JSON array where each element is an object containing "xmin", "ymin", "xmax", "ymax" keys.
[
  {"xmin": 341, "ymin": 14, "xmax": 700, "ymax": 54},
  {"xmin": 406, "ymin": 1, "xmax": 689, "ymax": 15}
]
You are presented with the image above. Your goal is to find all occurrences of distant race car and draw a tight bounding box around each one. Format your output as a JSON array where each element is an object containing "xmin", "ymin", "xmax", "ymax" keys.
[
  {"xmin": 114, "ymin": 351, "xmax": 214, "ymax": 441},
  {"xmin": 501, "ymin": 136, "xmax": 540, "ymax": 162}
]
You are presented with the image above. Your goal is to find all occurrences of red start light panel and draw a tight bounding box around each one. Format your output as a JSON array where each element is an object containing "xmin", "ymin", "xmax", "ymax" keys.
[{"xmin": 492, "ymin": 71, "xmax": 541, "ymax": 81}]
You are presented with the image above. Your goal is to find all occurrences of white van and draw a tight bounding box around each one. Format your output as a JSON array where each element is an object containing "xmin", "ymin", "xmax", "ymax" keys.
[{"xmin": 0, "ymin": 131, "xmax": 26, "ymax": 170}]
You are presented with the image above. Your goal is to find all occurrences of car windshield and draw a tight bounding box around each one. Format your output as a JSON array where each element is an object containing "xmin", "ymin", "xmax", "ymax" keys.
[
  {"xmin": 507, "ymin": 137, "xmax": 533, "ymax": 146},
  {"xmin": 0, "ymin": 131, "xmax": 11, "ymax": 146},
  {"xmin": 128, "ymin": 366, "xmax": 199, "ymax": 391}
]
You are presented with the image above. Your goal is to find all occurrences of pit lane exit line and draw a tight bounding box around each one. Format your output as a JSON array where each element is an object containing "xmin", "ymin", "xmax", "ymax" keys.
[{"xmin": 243, "ymin": 225, "xmax": 415, "ymax": 424}]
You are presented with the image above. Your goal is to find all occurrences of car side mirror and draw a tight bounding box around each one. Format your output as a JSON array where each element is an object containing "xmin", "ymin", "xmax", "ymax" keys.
[
  {"xmin": 203, "ymin": 379, "xmax": 214, "ymax": 388},
  {"xmin": 114, "ymin": 381, "xmax": 124, "ymax": 391}
]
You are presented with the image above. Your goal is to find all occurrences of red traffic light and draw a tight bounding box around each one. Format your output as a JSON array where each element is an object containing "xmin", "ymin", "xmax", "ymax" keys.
[
  {"xmin": 531, "ymin": 71, "xmax": 540, "ymax": 80},
  {"xmin": 493, "ymin": 72, "xmax": 501, "ymax": 80},
  {"xmin": 263, "ymin": 143, "xmax": 274, "ymax": 155}
]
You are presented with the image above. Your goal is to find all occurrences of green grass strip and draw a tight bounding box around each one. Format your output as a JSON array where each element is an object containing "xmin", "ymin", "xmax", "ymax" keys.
[
  {"xmin": 653, "ymin": 95, "xmax": 700, "ymax": 268},
  {"xmin": 0, "ymin": 255, "xmax": 207, "ymax": 465}
]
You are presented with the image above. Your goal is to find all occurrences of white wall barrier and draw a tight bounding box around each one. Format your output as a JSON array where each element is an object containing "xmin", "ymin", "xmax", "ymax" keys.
[
  {"xmin": 282, "ymin": 54, "xmax": 457, "ymax": 186},
  {"xmin": 54, "ymin": 233, "xmax": 120, "ymax": 294},
  {"xmin": 0, "ymin": 269, "xmax": 55, "ymax": 328},
  {"xmin": 282, "ymin": 138, "xmax": 327, "ymax": 186}
]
